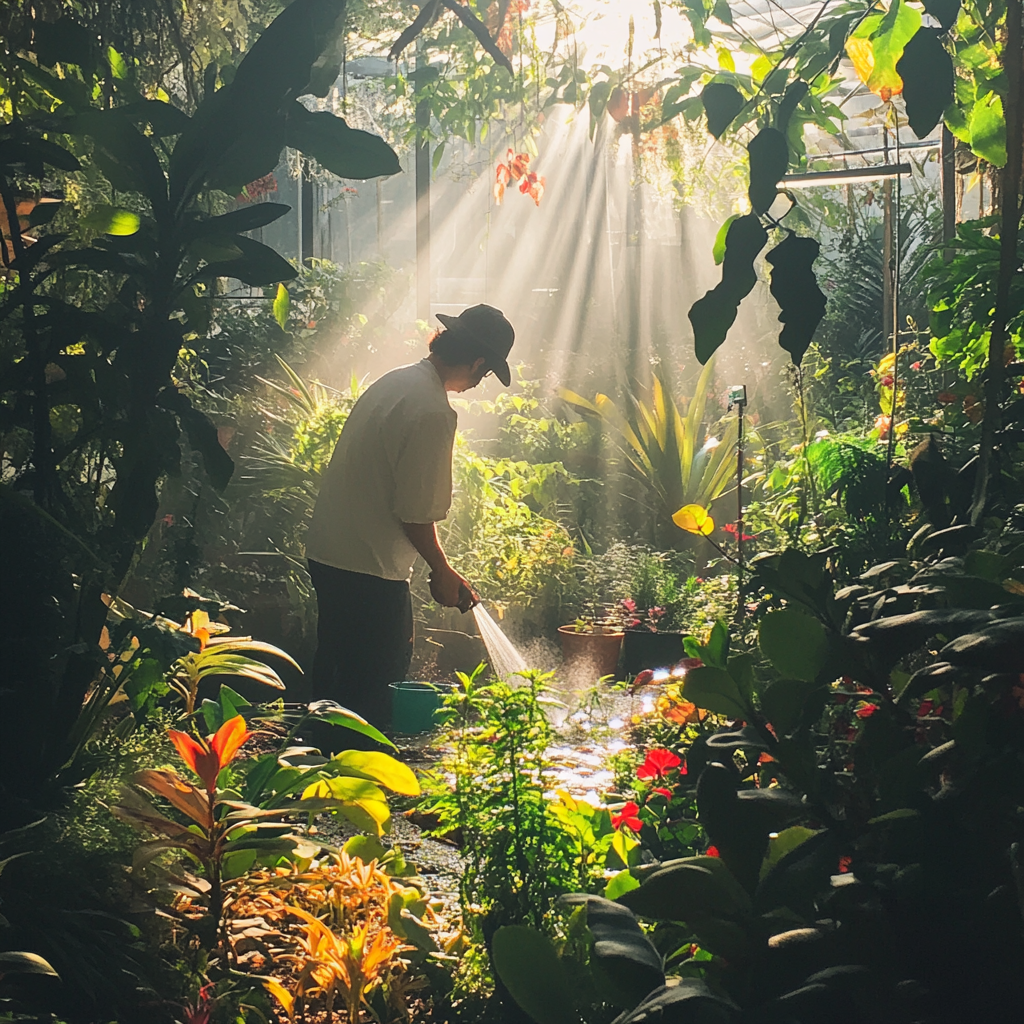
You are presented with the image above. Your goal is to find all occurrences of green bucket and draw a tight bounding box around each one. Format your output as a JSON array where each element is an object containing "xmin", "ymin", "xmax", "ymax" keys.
[{"xmin": 389, "ymin": 681, "xmax": 451, "ymax": 734}]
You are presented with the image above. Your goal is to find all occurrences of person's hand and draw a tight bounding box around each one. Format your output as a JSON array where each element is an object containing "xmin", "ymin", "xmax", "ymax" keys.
[{"xmin": 429, "ymin": 565, "xmax": 473, "ymax": 609}]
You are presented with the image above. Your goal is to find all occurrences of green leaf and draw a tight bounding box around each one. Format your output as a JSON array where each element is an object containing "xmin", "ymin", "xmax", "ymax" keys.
[
  {"xmin": 683, "ymin": 666, "xmax": 750, "ymax": 720},
  {"xmin": 193, "ymin": 203, "xmax": 292, "ymax": 237},
  {"xmin": 617, "ymin": 855, "xmax": 752, "ymax": 920},
  {"xmin": 121, "ymin": 99, "xmax": 191, "ymax": 137},
  {"xmin": 702, "ymin": 82, "xmax": 745, "ymax": 138},
  {"xmin": 760, "ymin": 678, "xmax": 823, "ymax": 735},
  {"xmin": 285, "ymin": 103, "xmax": 401, "ymax": 180},
  {"xmin": 605, "ymin": 869, "xmax": 641, "ymax": 900},
  {"xmin": 199, "ymin": 235, "xmax": 298, "ymax": 286},
  {"xmin": 0, "ymin": 951, "xmax": 59, "ymax": 977},
  {"xmin": 333, "ymin": 750, "xmax": 420, "ymax": 796},
  {"xmin": 32, "ymin": 16, "xmax": 97, "ymax": 72},
  {"xmin": 491, "ymin": 926, "xmax": 577, "ymax": 1024},
  {"xmin": 747, "ymin": 127, "xmax": 788, "ymax": 215},
  {"xmin": 969, "ymin": 91, "xmax": 1007, "ymax": 167},
  {"xmin": 156, "ymin": 389, "xmax": 234, "ymax": 490},
  {"xmin": 307, "ymin": 699, "xmax": 396, "ymax": 749},
  {"xmin": 897, "ymin": 30, "xmax": 954, "ymax": 139},
  {"xmin": 760, "ymin": 826, "xmax": 818, "ymax": 879},
  {"xmin": 759, "ymin": 608, "xmax": 828, "ymax": 681},
  {"xmin": 559, "ymin": 895, "xmax": 665, "ymax": 1009},
  {"xmin": 343, "ymin": 834, "xmax": 389, "ymax": 863},
  {"xmin": 765, "ymin": 232, "xmax": 826, "ymax": 365},
  {"xmin": 82, "ymin": 205, "xmax": 140, "ymax": 236},
  {"xmin": 712, "ymin": 214, "xmax": 739, "ymax": 265},
  {"xmin": 273, "ymin": 282, "xmax": 290, "ymax": 330},
  {"xmin": 776, "ymin": 80, "xmax": 809, "ymax": 133},
  {"xmin": 690, "ymin": 213, "xmax": 767, "ymax": 364},
  {"xmin": 432, "ymin": 140, "xmax": 446, "ymax": 176}
]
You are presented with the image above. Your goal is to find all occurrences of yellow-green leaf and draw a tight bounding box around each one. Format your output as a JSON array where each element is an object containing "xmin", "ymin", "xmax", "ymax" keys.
[
  {"xmin": 333, "ymin": 750, "xmax": 420, "ymax": 796},
  {"xmin": 273, "ymin": 282, "xmax": 290, "ymax": 330},
  {"xmin": 82, "ymin": 204, "xmax": 140, "ymax": 236},
  {"xmin": 673, "ymin": 503, "xmax": 715, "ymax": 536}
]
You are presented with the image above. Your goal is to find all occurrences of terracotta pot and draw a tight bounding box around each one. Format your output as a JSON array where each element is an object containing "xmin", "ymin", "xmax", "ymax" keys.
[{"xmin": 558, "ymin": 626, "xmax": 624, "ymax": 680}]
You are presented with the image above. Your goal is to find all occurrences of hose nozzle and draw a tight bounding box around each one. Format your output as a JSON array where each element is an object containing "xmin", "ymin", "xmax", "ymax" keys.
[{"xmin": 457, "ymin": 583, "xmax": 480, "ymax": 614}]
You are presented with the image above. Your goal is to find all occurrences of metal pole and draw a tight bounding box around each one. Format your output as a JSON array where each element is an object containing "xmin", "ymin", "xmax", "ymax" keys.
[{"xmin": 736, "ymin": 398, "xmax": 745, "ymax": 623}]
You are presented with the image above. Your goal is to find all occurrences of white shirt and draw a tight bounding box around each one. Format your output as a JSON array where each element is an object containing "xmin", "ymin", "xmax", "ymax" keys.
[{"xmin": 305, "ymin": 359, "xmax": 458, "ymax": 581}]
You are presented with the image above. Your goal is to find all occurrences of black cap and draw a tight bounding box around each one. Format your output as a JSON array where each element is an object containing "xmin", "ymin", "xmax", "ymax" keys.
[{"xmin": 436, "ymin": 304, "xmax": 515, "ymax": 387}]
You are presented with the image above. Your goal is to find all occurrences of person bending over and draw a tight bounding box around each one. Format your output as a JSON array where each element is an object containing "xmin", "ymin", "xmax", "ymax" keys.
[{"xmin": 304, "ymin": 304, "xmax": 515, "ymax": 741}]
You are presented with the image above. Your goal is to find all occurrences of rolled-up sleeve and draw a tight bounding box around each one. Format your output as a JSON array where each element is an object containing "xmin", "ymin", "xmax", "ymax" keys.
[{"xmin": 391, "ymin": 409, "xmax": 456, "ymax": 523}]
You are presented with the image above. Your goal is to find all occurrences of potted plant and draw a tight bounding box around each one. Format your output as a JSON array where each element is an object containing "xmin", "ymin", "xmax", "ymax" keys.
[
  {"xmin": 619, "ymin": 598, "xmax": 686, "ymax": 675},
  {"xmin": 558, "ymin": 606, "xmax": 626, "ymax": 679}
]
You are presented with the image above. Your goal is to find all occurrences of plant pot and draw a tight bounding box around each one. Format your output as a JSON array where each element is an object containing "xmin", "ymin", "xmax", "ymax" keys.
[
  {"xmin": 621, "ymin": 630, "xmax": 686, "ymax": 675},
  {"xmin": 558, "ymin": 626, "xmax": 624, "ymax": 680},
  {"xmin": 388, "ymin": 681, "xmax": 454, "ymax": 734}
]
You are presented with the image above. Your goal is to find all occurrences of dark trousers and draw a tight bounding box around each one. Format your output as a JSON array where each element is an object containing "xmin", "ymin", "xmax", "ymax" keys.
[{"xmin": 308, "ymin": 560, "xmax": 413, "ymax": 747}]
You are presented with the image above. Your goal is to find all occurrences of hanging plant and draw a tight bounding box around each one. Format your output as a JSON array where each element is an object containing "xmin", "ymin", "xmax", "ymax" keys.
[{"xmin": 494, "ymin": 148, "xmax": 545, "ymax": 206}]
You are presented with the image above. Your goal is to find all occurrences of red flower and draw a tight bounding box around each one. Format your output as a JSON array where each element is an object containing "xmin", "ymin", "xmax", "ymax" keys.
[
  {"xmin": 854, "ymin": 703, "xmax": 879, "ymax": 719},
  {"xmin": 168, "ymin": 716, "xmax": 251, "ymax": 793},
  {"xmin": 637, "ymin": 748, "xmax": 682, "ymax": 780},
  {"xmin": 722, "ymin": 522, "xmax": 756, "ymax": 541},
  {"xmin": 910, "ymin": 361, "xmax": 922, "ymax": 370},
  {"xmin": 678, "ymin": 657, "xmax": 704, "ymax": 672},
  {"xmin": 880, "ymin": 374, "xmax": 894, "ymax": 388},
  {"xmin": 647, "ymin": 786, "xmax": 673, "ymax": 801},
  {"xmin": 838, "ymin": 855, "xmax": 852, "ymax": 874},
  {"xmin": 706, "ymin": 845, "xmax": 720, "ymax": 858},
  {"xmin": 917, "ymin": 700, "xmax": 933, "ymax": 717},
  {"xmin": 633, "ymin": 669, "xmax": 655, "ymax": 687},
  {"xmin": 612, "ymin": 801, "xmax": 643, "ymax": 831}
]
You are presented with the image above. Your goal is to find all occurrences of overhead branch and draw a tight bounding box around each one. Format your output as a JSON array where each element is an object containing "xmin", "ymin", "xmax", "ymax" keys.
[
  {"xmin": 388, "ymin": 0, "xmax": 442, "ymax": 60},
  {"xmin": 439, "ymin": 0, "xmax": 515, "ymax": 74}
]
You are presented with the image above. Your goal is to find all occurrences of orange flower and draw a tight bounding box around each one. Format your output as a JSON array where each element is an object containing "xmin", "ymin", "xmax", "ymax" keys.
[{"xmin": 168, "ymin": 715, "xmax": 251, "ymax": 793}]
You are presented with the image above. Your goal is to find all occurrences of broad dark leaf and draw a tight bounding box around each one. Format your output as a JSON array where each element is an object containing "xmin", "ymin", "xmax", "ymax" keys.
[
  {"xmin": 776, "ymin": 80, "xmax": 809, "ymax": 133},
  {"xmin": 170, "ymin": 0, "xmax": 345, "ymax": 205},
  {"xmin": 702, "ymin": 82, "xmax": 745, "ymax": 138},
  {"xmin": 689, "ymin": 213, "xmax": 767, "ymax": 363},
  {"xmin": 192, "ymin": 203, "xmax": 291, "ymax": 238},
  {"xmin": 491, "ymin": 926, "xmax": 576, "ymax": 1024},
  {"xmin": 766, "ymin": 232, "xmax": 826, "ymax": 364},
  {"xmin": 285, "ymin": 104, "xmax": 401, "ymax": 180},
  {"xmin": 851, "ymin": 608, "xmax": 997, "ymax": 670},
  {"xmin": 155, "ymin": 388, "xmax": 234, "ymax": 491},
  {"xmin": 559, "ymin": 895, "xmax": 664, "ymax": 1008},
  {"xmin": 612, "ymin": 979, "xmax": 739, "ymax": 1024},
  {"xmin": 68, "ymin": 110, "xmax": 167, "ymax": 214},
  {"xmin": 122, "ymin": 99, "xmax": 192, "ymax": 137},
  {"xmin": 197, "ymin": 236, "xmax": 297, "ymax": 287},
  {"xmin": 896, "ymin": 29, "xmax": 954, "ymax": 139},
  {"xmin": 747, "ymin": 127, "xmax": 789, "ymax": 215},
  {"xmin": 940, "ymin": 617, "xmax": 1024, "ymax": 672},
  {"xmin": 31, "ymin": 16, "xmax": 98, "ymax": 73}
]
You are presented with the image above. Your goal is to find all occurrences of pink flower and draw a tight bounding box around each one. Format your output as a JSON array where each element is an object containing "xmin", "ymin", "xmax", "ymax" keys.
[
  {"xmin": 637, "ymin": 748, "xmax": 682, "ymax": 780},
  {"xmin": 621, "ymin": 598, "xmax": 637, "ymax": 613},
  {"xmin": 612, "ymin": 801, "xmax": 643, "ymax": 831},
  {"xmin": 910, "ymin": 361, "xmax": 922, "ymax": 371}
]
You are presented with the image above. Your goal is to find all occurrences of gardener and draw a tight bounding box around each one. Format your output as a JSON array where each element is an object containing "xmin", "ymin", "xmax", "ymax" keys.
[{"xmin": 304, "ymin": 304, "xmax": 515, "ymax": 742}]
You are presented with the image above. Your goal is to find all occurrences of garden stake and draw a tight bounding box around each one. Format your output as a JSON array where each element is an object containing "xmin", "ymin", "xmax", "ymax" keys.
[{"xmin": 729, "ymin": 384, "xmax": 747, "ymax": 623}]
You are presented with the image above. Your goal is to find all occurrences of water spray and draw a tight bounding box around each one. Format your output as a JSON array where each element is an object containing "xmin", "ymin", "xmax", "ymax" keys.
[{"xmin": 457, "ymin": 583, "xmax": 528, "ymax": 680}]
